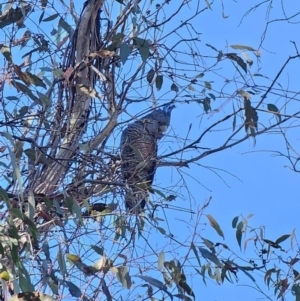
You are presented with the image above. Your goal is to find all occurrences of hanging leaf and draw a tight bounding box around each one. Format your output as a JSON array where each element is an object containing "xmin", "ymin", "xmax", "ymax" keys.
[
  {"xmin": 203, "ymin": 97, "xmax": 211, "ymax": 112},
  {"xmin": 179, "ymin": 275, "xmax": 195, "ymax": 299},
  {"xmin": 232, "ymin": 103, "xmax": 236, "ymax": 131},
  {"xmin": 236, "ymin": 229, "xmax": 242, "ymax": 250},
  {"xmin": 191, "ymin": 242, "xmax": 201, "ymax": 266},
  {"xmin": 156, "ymin": 75, "xmax": 163, "ymax": 90},
  {"xmin": 267, "ymin": 103, "xmax": 281, "ymax": 122},
  {"xmin": 147, "ymin": 68, "xmax": 155, "ymax": 83},
  {"xmin": 42, "ymin": 241, "xmax": 50, "ymax": 261},
  {"xmin": 25, "ymin": 72, "xmax": 46, "ymax": 88},
  {"xmin": 101, "ymin": 279, "xmax": 112, "ymax": 301},
  {"xmin": 120, "ymin": 43, "xmax": 131, "ymax": 64},
  {"xmin": 157, "ymin": 227, "xmax": 166, "ymax": 235},
  {"xmin": 28, "ymin": 190, "xmax": 35, "ymax": 220},
  {"xmin": 236, "ymin": 265, "xmax": 256, "ymax": 283},
  {"xmin": 57, "ymin": 246, "xmax": 66, "ymax": 276},
  {"xmin": 91, "ymin": 245, "xmax": 104, "ymax": 255},
  {"xmin": 171, "ymin": 83, "xmax": 179, "ymax": 92},
  {"xmin": 198, "ymin": 247, "xmax": 223, "ymax": 267},
  {"xmin": 65, "ymin": 281, "xmax": 82, "ymax": 298},
  {"xmin": 204, "ymin": 81, "xmax": 212, "ymax": 90},
  {"xmin": 133, "ymin": 38, "xmax": 150, "ymax": 62},
  {"xmin": 225, "ymin": 53, "xmax": 247, "ymax": 73},
  {"xmin": 206, "ymin": 214, "xmax": 224, "ymax": 239},
  {"xmin": 115, "ymin": 266, "xmax": 132, "ymax": 289},
  {"xmin": 158, "ymin": 251, "xmax": 165, "ymax": 270},
  {"xmin": 232, "ymin": 216, "xmax": 239, "ymax": 228},
  {"xmin": 58, "ymin": 18, "xmax": 74, "ymax": 35}
]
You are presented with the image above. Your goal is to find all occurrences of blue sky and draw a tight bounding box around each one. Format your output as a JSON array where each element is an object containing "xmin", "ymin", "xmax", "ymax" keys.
[
  {"xmin": 1, "ymin": 0, "xmax": 300, "ymax": 300},
  {"xmin": 147, "ymin": 1, "xmax": 300, "ymax": 300}
]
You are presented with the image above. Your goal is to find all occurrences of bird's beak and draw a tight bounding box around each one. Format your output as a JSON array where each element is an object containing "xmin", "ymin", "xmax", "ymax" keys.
[{"xmin": 159, "ymin": 125, "xmax": 168, "ymax": 132}]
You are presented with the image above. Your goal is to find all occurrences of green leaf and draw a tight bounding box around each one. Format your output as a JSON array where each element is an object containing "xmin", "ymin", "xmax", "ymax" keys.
[
  {"xmin": 10, "ymin": 208, "xmax": 23, "ymax": 219},
  {"xmin": 58, "ymin": 18, "xmax": 74, "ymax": 35},
  {"xmin": 65, "ymin": 281, "xmax": 82, "ymax": 297},
  {"xmin": 101, "ymin": 279, "xmax": 112, "ymax": 301},
  {"xmin": 208, "ymin": 93, "xmax": 216, "ymax": 100},
  {"xmin": 147, "ymin": 68, "xmax": 155, "ymax": 83},
  {"xmin": 267, "ymin": 103, "xmax": 279, "ymax": 113},
  {"xmin": 292, "ymin": 284, "xmax": 300, "ymax": 301},
  {"xmin": 28, "ymin": 190, "xmax": 35, "ymax": 221},
  {"xmin": 179, "ymin": 277, "xmax": 195, "ymax": 299},
  {"xmin": 236, "ymin": 265, "xmax": 256, "ymax": 282},
  {"xmin": 120, "ymin": 43, "xmax": 130, "ymax": 64},
  {"xmin": 275, "ymin": 234, "xmax": 290, "ymax": 245},
  {"xmin": 156, "ymin": 75, "xmax": 163, "ymax": 91},
  {"xmin": 91, "ymin": 245, "xmax": 104, "ymax": 255},
  {"xmin": 26, "ymin": 72, "xmax": 46, "ymax": 88},
  {"xmin": 204, "ymin": 81, "xmax": 212, "ymax": 90},
  {"xmin": 232, "ymin": 216, "xmax": 239, "ymax": 228},
  {"xmin": 0, "ymin": 187, "xmax": 9, "ymax": 204},
  {"xmin": 19, "ymin": 273, "xmax": 34, "ymax": 292},
  {"xmin": 65, "ymin": 196, "xmax": 74, "ymax": 214},
  {"xmin": 230, "ymin": 44, "xmax": 256, "ymax": 51},
  {"xmin": 293, "ymin": 269, "xmax": 299, "ymax": 279},
  {"xmin": 11, "ymin": 80, "xmax": 40, "ymax": 103},
  {"xmin": 206, "ymin": 214, "xmax": 224, "ymax": 239},
  {"xmin": 264, "ymin": 268, "xmax": 276, "ymax": 287},
  {"xmin": 267, "ymin": 103, "xmax": 281, "ymax": 122},
  {"xmin": 42, "ymin": 240, "xmax": 50, "ymax": 261},
  {"xmin": 18, "ymin": 262, "xmax": 34, "ymax": 291},
  {"xmin": 133, "ymin": 38, "xmax": 149, "ymax": 62},
  {"xmin": 57, "ymin": 246, "xmax": 66, "ymax": 276},
  {"xmin": 236, "ymin": 229, "xmax": 242, "ymax": 250},
  {"xmin": 171, "ymin": 83, "xmax": 179, "ymax": 92},
  {"xmin": 135, "ymin": 275, "xmax": 167, "ymax": 290},
  {"xmin": 191, "ymin": 242, "xmax": 201, "ymax": 266},
  {"xmin": 198, "ymin": 247, "xmax": 223, "ymax": 268},
  {"xmin": 72, "ymin": 199, "xmax": 82, "ymax": 223},
  {"xmin": 232, "ymin": 103, "xmax": 236, "ymax": 131},
  {"xmin": 203, "ymin": 97, "xmax": 211, "ymax": 112},
  {"xmin": 115, "ymin": 266, "xmax": 132, "ymax": 289},
  {"xmin": 42, "ymin": 13, "xmax": 59, "ymax": 22},
  {"xmin": 188, "ymin": 85, "xmax": 195, "ymax": 91},
  {"xmin": 157, "ymin": 227, "xmax": 166, "ymax": 235}
]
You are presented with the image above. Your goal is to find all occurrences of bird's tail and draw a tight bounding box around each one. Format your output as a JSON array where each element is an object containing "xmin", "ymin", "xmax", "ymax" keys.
[{"xmin": 125, "ymin": 188, "xmax": 148, "ymax": 213}]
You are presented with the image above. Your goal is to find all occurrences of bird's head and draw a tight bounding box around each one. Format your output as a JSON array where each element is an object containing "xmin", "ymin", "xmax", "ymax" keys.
[
  {"xmin": 162, "ymin": 103, "xmax": 176, "ymax": 116},
  {"xmin": 150, "ymin": 103, "xmax": 175, "ymax": 138}
]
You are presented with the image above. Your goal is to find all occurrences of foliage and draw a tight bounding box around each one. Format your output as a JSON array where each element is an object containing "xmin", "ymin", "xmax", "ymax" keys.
[{"xmin": 0, "ymin": 0, "xmax": 299, "ymax": 301}]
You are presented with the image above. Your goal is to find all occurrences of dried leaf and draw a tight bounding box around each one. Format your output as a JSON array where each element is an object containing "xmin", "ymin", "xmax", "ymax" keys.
[
  {"xmin": 206, "ymin": 214, "xmax": 224, "ymax": 239},
  {"xmin": 158, "ymin": 251, "xmax": 165, "ymax": 270}
]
